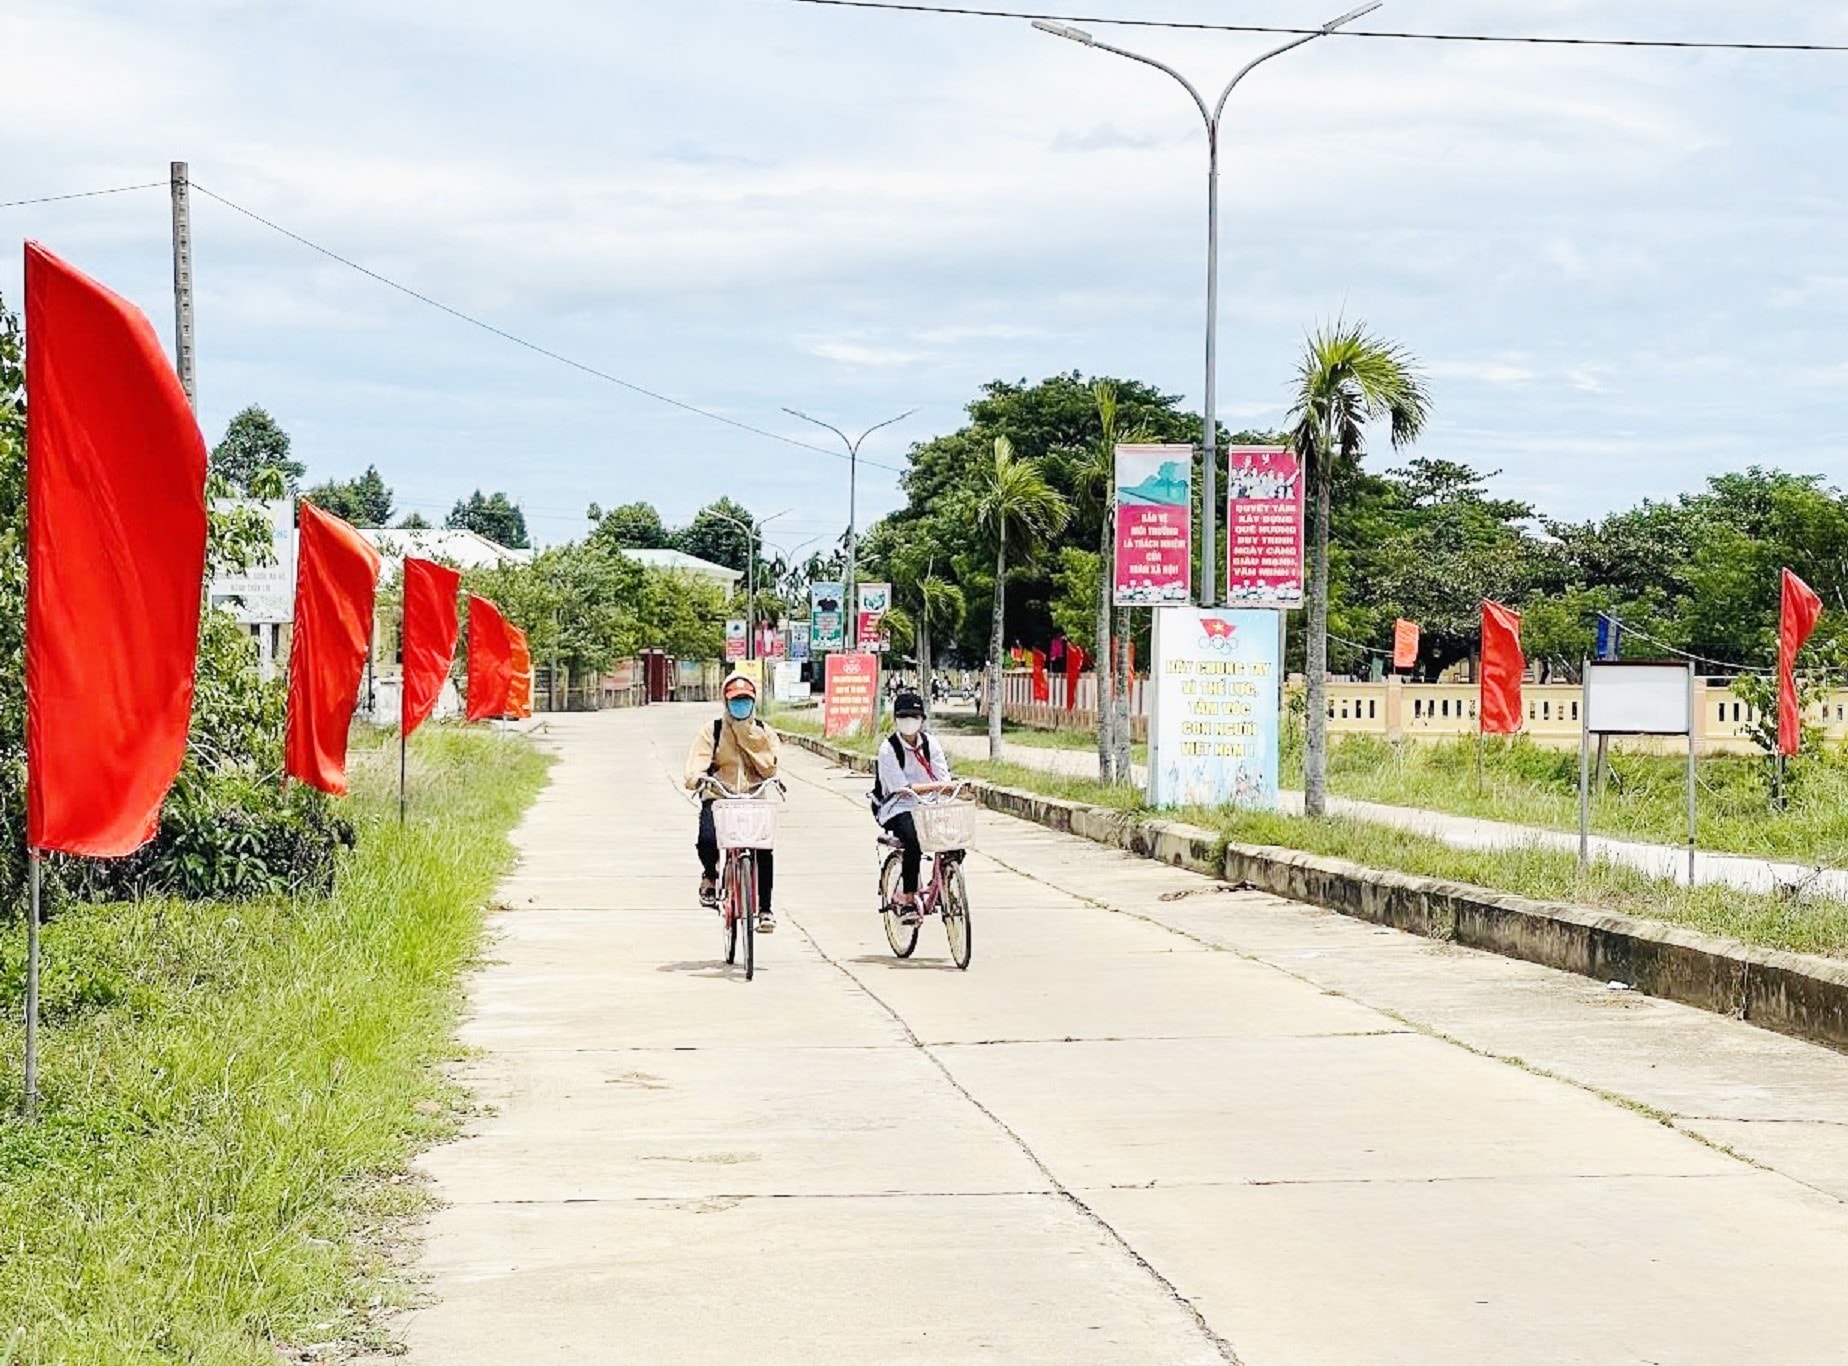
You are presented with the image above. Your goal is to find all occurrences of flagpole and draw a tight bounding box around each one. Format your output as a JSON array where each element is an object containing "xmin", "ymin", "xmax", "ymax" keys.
[
  {"xmin": 24, "ymin": 850, "xmax": 41, "ymax": 1120},
  {"xmin": 398, "ymin": 728, "xmax": 408, "ymax": 825}
]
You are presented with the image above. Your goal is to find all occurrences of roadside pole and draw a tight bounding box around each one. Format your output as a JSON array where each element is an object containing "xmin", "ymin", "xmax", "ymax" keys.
[{"xmin": 169, "ymin": 161, "xmax": 197, "ymax": 411}]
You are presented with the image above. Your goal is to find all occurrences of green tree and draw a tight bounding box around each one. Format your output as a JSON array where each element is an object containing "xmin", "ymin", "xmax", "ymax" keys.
[
  {"xmin": 588, "ymin": 500, "xmax": 673, "ymax": 550},
  {"xmin": 675, "ymin": 497, "xmax": 758, "ymax": 572},
  {"xmin": 397, "ymin": 510, "xmax": 432, "ymax": 529},
  {"xmin": 303, "ymin": 465, "xmax": 393, "ymax": 526},
  {"xmin": 210, "ymin": 405, "xmax": 305, "ymax": 494},
  {"xmin": 1289, "ymin": 320, "xmax": 1430, "ymax": 817},
  {"xmin": 447, "ymin": 489, "xmax": 530, "ymax": 549},
  {"xmin": 973, "ymin": 436, "xmax": 1071, "ymax": 758}
]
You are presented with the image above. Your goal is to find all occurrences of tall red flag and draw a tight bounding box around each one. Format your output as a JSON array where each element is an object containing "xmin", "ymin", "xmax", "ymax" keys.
[
  {"xmin": 400, "ymin": 558, "xmax": 461, "ymax": 737},
  {"xmin": 285, "ymin": 503, "xmax": 382, "ymax": 795},
  {"xmin": 1030, "ymin": 648, "xmax": 1050, "ymax": 703},
  {"xmin": 1393, "ymin": 618, "xmax": 1420, "ymax": 672},
  {"xmin": 24, "ymin": 243, "xmax": 207, "ymax": 856},
  {"xmin": 508, "ymin": 629, "xmax": 534, "ymax": 720},
  {"xmin": 1480, "ymin": 600, "xmax": 1525, "ymax": 736},
  {"xmin": 1779, "ymin": 568, "xmax": 1823, "ymax": 757},
  {"xmin": 466, "ymin": 595, "xmax": 516, "ymax": 721},
  {"xmin": 1066, "ymin": 642, "xmax": 1086, "ymax": 711}
]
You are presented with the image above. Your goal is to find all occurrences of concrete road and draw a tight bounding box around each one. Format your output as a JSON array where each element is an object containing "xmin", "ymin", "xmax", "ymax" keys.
[{"xmin": 401, "ymin": 705, "xmax": 1848, "ymax": 1365}]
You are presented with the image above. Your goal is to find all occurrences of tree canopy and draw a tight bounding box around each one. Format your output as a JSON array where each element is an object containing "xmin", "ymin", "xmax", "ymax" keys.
[
  {"xmin": 210, "ymin": 405, "xmax": 306, "ymax": 495},
  {"xmin": 448, "ymin": 489, "xmax": 530, "ymax": 549},
  {"xmin": 303, "ymin": 465, "xmax": 393, "ymax": 527}
]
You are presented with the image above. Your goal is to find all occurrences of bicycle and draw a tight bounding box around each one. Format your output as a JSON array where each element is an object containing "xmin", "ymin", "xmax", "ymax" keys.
[
  {"xmin": 694, "ymin": 774, "xmax": 785, "ymax": 982},
  {"xmin": 878, "ymin": 781, "xmax": 975, "ymax": 970}
]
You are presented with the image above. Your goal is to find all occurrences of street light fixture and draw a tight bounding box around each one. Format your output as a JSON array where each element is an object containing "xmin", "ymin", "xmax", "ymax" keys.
[
  {"xmin": 783, "ymin": 407, "xmax": 916, "ymax": 648},
  {"xmin": 1033, "ymin": 3, "xmax": 1380, "ymax": 606},
  {"xmin": 709, "ymin": 506, "xmax": 791, "ymax": 660}
]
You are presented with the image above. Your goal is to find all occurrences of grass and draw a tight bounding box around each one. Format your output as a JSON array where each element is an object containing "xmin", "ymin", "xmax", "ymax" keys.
[
  {"xmin": 0, "ymin": 725, "xmax": 549, "ymax": 1364},
  {"xmin": 774, "ymin": 713, "xmax": 1848, "ymax": 960}
]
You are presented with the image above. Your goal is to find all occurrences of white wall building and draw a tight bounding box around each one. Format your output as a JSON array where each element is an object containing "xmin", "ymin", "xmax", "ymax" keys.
[{"xmin": 618, "ymin": 547, "xmax": 742, "ymax": 593}]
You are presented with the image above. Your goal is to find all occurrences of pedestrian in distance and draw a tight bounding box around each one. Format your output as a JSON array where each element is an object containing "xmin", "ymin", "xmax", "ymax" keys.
[
  {"xmin": 685, "ymin": 674, "xmax": 782, "ymax": 932},
  {"xmin": 870, "ymin": 690, "xmax": 956, "ymax": 925}
]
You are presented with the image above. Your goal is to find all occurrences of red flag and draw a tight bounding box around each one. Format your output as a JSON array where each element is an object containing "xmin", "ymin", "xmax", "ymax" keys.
[
  {"xmin": 1066, "ymin": 642, "xmax": 1086, "ymax": 710},
  {"xmin": 508, "ymin": 629, "xmax": 534, "ymax": 719},
  {"xmin": 1480, "ymin": 600, "xmax": 1524, "ymax": 735},
  {"xmin": 1030, "ymin": 648, "xmax": 1049, "ymax": 703},
  {"xmin": 401, "ymin": 558, "xmax": 461, "ymax": 737},
  {"xmin": 1779, "ymin": 568, "xmax": 1823, "ymax": 757},
  {"xmin": 285, "ymin": 503, "xmax": 382, "ymax": 795},
  {"xmin": 466, "ymin": 595, "xmax": 516, "ymax": 721},
  {"xmin": 1393, "ymin": 618, "xmax": 1420, "ymax": 672},
  {"xmin": 25, "ymin": 243, "xmax": 207, "ymax": 856}
]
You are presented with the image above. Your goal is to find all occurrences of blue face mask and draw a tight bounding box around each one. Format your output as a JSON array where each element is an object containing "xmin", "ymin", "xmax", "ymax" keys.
[{"xmin": 727, "ymin": 697, "xmax": 755, "ymax": 721}]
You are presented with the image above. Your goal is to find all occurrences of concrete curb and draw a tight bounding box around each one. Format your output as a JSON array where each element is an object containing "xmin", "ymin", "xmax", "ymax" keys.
[{"xmin": 779, "ymin": 729, "xmax": 1848, "ymax": 1052}]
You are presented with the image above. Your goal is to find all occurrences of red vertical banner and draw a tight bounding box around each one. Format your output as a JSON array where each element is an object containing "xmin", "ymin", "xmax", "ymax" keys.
[
  {"xmin": 1479, "ymin": 601, "xmax": 1525, "ymax": 735},
  {"xmin": 285, "ymin": 502, "xmax": 383, "ymax": 795},
  {"xmin": 401, "ymin": 557, "xmax": 461, "ymax": 737},
  {"xmin": 466, "ymin": 595, "xmax": 516, "ymax": 722},
  {"xmin": 1030, "ymin": 648, "xmax": 1049, "ymax": 703},
  {"xmin": 1225, "ymin": 446, "xmax": 1305, "ymax": 608},
  {"xmin": 1779, "ymin": 568, "xmax": 1823, "ymax": 757},
  {"xmin": 24, "ymin": 243, "xmax": 209, "ymax": 856},
  {"xmin": 823, "ymin": 652, "xmax": 878, "ymax": 738},
  {"xmin": 1065, "ymin": 643, "xmax": 1087, "ymax": 711},
  {"xmin": 1392, "ymin": 618, "xmax": 1420, "ymax": 672},
  {"xmin": 1113, "ymin": 444, "xmax": 1193, "ymax": 605},
  {"xmin": 508, "ymin": 629, "xmax": 534, "ymax": 719}
]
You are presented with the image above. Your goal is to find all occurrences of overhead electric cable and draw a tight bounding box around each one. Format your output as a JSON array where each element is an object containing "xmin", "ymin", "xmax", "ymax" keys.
[
  {"xmin": 0, "ymin": 182, "xmax": 165, "ymax": 210},
  {"xmin": 188, "ymin": 181, "xmax": 910, "ymax": 474},
  {"xmin": 781, "ymin": 0, "xmax": 1848, "ymax": 52}
]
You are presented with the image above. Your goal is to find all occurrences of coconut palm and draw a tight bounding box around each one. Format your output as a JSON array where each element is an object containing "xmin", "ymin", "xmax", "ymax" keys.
[
  {"xmin": 974, "ymin": 435, "xmax": 1071, "ymax": 759},
  {"xmin": 1288, "ymin": 319, "xmax": 1430, "ymax": 817}
]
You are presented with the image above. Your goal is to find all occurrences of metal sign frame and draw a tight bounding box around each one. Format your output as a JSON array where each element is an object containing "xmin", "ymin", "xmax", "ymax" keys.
[{"xmin": 1578, "ymin": 659, "xmax": 1698, "ymax": 886}]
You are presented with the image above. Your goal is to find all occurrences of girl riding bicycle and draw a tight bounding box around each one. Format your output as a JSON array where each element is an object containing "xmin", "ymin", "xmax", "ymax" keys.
[
  {"xmin": 872, "ymin": 690, "xmax": 956, "ymax": 925},
  {"xmin": 686, "ymin": 674, "xmax": 781, "ymax": 932}
]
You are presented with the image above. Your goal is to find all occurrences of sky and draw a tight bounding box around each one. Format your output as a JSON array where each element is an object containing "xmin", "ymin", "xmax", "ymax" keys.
[{"xmin": 3, "ymin": 0, "xmax": 1845, "ymax": 548}]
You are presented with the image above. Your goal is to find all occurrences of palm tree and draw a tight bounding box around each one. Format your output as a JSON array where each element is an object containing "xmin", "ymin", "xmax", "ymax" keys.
[
  {"xmin": 974, "ymin": 435, "xmax": 1071, "ymax": 760},
  {"xmin": 1288, "ymin": 319, "xmax": 1430, "ymax": 817}
]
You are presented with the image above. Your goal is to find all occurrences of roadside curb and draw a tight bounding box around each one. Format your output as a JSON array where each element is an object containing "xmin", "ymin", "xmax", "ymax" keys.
[{"xmin": 779, "ymin": 728, "xmax": 1848, "ymax": 1052}]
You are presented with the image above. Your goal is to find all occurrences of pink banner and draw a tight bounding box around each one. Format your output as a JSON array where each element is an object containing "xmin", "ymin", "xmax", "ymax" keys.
[
  {"xmin": 823, "ymin": 652, "xmax": 879, "ymax": 738},
  {"xmin": 1113, "ymin": 444, "xmax": 1193, "ymax": 606},
  {"xmin": 1226, "ymin": 446, "xmax": 1304, "ymax": 609}
]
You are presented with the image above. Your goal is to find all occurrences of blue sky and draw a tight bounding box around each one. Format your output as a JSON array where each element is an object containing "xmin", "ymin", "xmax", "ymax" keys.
[{"xmin": 3, "ymin": 0, "xmax": 1845, "ymax": 547}]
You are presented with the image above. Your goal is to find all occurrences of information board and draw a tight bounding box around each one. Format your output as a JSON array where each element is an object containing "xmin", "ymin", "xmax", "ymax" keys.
[
  {"xmin": 1148, "ymin": 607, "xmax": 1280, "ymax": 810},
  {"xmin": 1113, "ymin": 443, "xmax": 1193, "ymax": 606},
  {"xmin": 823, "ymin": 652, "xmax": 879, "ymax": 738},
  {"xmin": 1225, "ymin": 446, "xmax": 1304, "ymax": 609}
]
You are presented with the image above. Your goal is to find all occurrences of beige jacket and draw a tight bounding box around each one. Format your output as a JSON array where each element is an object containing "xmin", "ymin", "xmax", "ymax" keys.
[{"xmin": 684, "ymin": 714, "xmax": 781, "ymax": 794}]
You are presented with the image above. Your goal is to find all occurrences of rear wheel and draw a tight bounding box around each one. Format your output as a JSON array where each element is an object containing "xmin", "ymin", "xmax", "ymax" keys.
[
  {"xmin": 942, "ymin": 858, "xmax": 972, "ymax": 970},
  {"xmin": 880, "ymin": 851, "xmax": 919, "ymax": 959}
]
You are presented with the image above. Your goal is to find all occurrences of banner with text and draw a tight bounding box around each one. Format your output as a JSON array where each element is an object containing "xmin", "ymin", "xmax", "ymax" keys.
[
  {"xmin": 724, "ymin": 618, "xmax": 747, "ymax": 662},
  {"xmin": 1113, "ymin": 443, "xmax": 1193, "ymax": 606},
  {"xmin": 1225, "ymin": 445, "xmax": 1304, "ymax": 609},
  {"xmin": 857, "ymin": 582, "xmax": 891, "ymax": 649},
  {"xmin": 789, "ymin": 622, "xmax": 812, "ymax": 662},
  {"xmin": 810, "ymin": 581, "xmax": 845, "ymax": 652},
  {"xmin": 1149, "ymin": 607, "xmax": 1280, "ymax": 811},
  {"xmin": 823, "ymin": 651, "xmax": 879, "ymax": 738}
]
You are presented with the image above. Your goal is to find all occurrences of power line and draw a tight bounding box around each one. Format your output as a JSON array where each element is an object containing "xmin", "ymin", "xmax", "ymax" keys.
[
  {"xmin": 780, "ymin": 0, "xmax": 1848, "ymax": 52},
  {"xmin": 0, "ymin": 181, "xmax": 165, "ymax": 210},
  {"xmin": 1603, "ymin": 615, "xmax": 1768, "ymax": 676},
  {"xmin": 187, "ymin": 181, "xmax": 911, "ymax": 475}
]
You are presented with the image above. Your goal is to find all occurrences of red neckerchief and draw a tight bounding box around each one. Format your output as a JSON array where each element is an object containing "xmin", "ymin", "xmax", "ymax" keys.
[{"xmin": 902, "ymin": 732, "xmax": 938, "ymax": 781}]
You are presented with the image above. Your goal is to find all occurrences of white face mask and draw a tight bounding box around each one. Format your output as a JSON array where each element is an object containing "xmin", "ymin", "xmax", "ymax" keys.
[{"xmin": 896, "ymin": 717, "xmax": 924, "ymax": 739}]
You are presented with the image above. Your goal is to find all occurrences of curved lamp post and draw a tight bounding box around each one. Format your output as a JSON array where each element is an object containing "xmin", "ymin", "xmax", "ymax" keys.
[{"xmin": 783, "ymin": 408, "xmax": 915, "ymax": 646}]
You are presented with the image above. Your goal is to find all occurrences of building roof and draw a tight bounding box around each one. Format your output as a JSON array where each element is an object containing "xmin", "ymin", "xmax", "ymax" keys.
[
  {"xmin": 358, "ymin": 527, "xmax": 534, "ymax": 578},
  {"xmin": 619, "ymin": 547, "xmax": 743, "ymax": 585}
]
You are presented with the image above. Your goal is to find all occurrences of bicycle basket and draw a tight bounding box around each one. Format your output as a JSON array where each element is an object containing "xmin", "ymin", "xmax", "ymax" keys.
[
  {"xmin": 713, "ymin": 799, "xmax": 778, "ymax": 850},
  {"xmin": 915, "ymin": 800, "xmax": 974, "ymax": 854}
]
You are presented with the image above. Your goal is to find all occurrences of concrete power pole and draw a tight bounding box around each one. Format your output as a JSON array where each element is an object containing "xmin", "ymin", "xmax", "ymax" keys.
[{"xmin": 170, "ymin": 161, "xmax": 197, "ymax": 410}]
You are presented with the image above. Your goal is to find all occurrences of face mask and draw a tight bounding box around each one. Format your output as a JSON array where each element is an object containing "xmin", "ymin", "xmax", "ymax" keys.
[
  {"xmin": 896, "ymin": 717, "xmax": 923, "ymax": 738},
  {"xmin": 727, "ymin": 698, "xmax": 755, "ymax": 721}
]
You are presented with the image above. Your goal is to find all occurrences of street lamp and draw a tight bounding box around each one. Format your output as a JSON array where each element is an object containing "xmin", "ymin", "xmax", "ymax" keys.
[
  {"xmin": 709, "ymin": 507, "xmax": 791, "ymax": 660},
  {"xmin": 783, "ymin": 407, "xmax": 915, "ymax": 647},
  {"xmin": 1033, "ymin": 4, "xmax": 1380, "ymax": 606}
]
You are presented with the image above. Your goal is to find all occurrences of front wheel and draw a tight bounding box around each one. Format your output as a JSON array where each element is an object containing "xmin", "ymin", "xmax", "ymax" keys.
[
  {"xmin": 742, "ymin": 855, "xmax": 757, "ymax": 983},
  {"xmin": 880, "ymin": 851, "xmax": 919, "ymax": 959},
  {"xmin": 722, "ymin": 861, "xmax": 739, "ymax": 966},
  {"xmin": 942, "ymin": 858, "xmax": 972, "ymax": 971}
]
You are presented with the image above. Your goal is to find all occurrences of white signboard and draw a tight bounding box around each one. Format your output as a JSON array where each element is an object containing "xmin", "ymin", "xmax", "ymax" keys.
[
  {"xmin": 207, "ymin": 499, "xmax": 294, "ymax": 624},
  {"xmin": 1148, "ymin": 607, "xmax": 1281, "ymax": 810},
  {"xmin": 1585, "ymin": 661, "xmax": 1693, "ymax": 736}
]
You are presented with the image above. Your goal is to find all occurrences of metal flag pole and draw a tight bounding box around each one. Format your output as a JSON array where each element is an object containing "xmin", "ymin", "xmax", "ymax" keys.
[
  {"xmin": 399, "ymin": 727, "xmax": 408, "ymax": 825},
  {"xmin": 24, "ymin": 850, "xmax": 41, "ymax": 1120}
]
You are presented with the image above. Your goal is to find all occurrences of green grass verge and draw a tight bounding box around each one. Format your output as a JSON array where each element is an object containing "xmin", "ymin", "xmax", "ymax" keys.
[
  {"xmin": 774, "ymin": 713, "xmax": 1848, "ymax": 960},
  {"xmin": 0, "ymin": 725, "xmax": 549, "ymax": 1364}
]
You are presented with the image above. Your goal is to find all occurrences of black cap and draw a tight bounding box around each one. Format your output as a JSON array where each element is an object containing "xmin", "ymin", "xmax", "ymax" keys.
[{"xmin": 894, "ymin": 691, "xmax": 925, "ymax": 718}]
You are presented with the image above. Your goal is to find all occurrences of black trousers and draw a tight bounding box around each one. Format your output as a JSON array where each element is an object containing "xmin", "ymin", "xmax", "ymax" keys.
[
  {"xmin": 698, "ymin": 800, "xmax": 774, "ymax": 912},
  {"xmin": 882, "ymin": 809, "xmax": 922, "ymax": 894}
]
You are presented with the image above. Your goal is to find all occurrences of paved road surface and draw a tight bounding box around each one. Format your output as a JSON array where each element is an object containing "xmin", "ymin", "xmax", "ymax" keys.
[
  {"xmin": 402, "ymin": 705, "xmax": 1848, "ymax": 1365},
  {"xmin": 933, "ymin": 729, "xmax": 1848, "ymax": 899}
]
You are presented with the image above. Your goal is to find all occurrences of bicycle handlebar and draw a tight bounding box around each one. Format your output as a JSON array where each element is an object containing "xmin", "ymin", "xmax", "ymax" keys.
[
  {"xmin": 694, "ymin": 774, "xmax": 786, "ymax": 801},
  {"xmin": 906, "ymin": 779, "xmax": 974, "ymax": 803}
]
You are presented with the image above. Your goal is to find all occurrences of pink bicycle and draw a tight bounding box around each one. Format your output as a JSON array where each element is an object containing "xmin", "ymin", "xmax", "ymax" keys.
[{"xmin": 878, "ymin": 782, "xmax": 975, "ymax": 970}]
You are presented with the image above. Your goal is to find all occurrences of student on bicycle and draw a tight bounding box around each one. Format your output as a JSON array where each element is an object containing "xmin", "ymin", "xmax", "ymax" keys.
[
  {"xmin": 685, "ymin": 673, "xmax": 782, "ymax": 932},
  {"xmin": 873, "ymin": 690, "xmax": 956, "ymax": 925}
]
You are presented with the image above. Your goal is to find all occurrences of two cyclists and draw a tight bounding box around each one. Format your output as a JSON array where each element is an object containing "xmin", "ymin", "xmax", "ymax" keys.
[{"xmin": 684, "ymin": 674, "xmax": 781, "ymax": 934}]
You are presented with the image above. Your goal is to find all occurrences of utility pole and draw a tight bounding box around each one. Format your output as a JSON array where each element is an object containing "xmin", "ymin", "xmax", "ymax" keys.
[
  {"xmin": 169, "ymin": 161, "xmax": 197, "ymax": 410},
  {"xmin": 784, "ymin": 409, "xmax": 915, "ymax": 649}
]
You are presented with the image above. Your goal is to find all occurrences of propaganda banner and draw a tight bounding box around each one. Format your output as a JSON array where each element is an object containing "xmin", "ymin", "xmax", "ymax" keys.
[
  {"xmin": 789, "ymin": 622, "xmax": 812, "ymax": 662},
  {"xmin": 724, "ymin": 618, "xmax": 747, "ymax": 662},
  {"xmin": 810, "ymin": 581, "xmax": 845, "ymax": 652},
  {"xmin": 1392, "ymin": 618, "xmax": 1420, "ymax": 672},
  {"xmin": 823, "ymin": 651, "xmax": 878, "ymax": 738},
  {"xmin": 1113, "ymin": 443, "xmax": 1193, "ymax": 606},
  {"xmin": 1225, "ymin": 445, "xmax": 1305, "ymax": 609},
  {"xmin": 856, "ymin": 582, "xmax": 891, "ymax": 647},
  {"xmin": 1148, "ymin": 607, "xmax": 1280, "ymax": 811}
]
